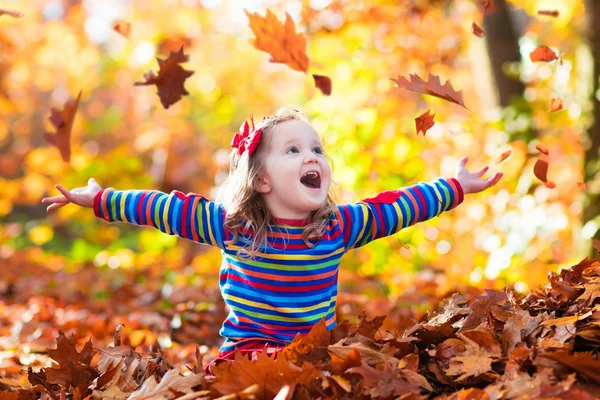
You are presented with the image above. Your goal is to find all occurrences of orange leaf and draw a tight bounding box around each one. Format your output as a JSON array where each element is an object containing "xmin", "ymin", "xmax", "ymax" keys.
[
  {"xmin": 43, "ymin": 90, "xmax": 82, "ymax": 163},
  {"xmin": 495, "ymin": 150, "xmax": 512, "ymax": 164},
  {"xmin": 390, "ymin": 73, "xmax": 467, "ymax": 109},
  {"xmin": 134, "ymin": 46, "xmax": 195, "ymax": 109},
  {"xmin": 471, "ymin": 22, "xmax": 485, "ymax": 38},
  {"xmin": 415, "ymin": 109, "xmax": 435, "ymax": 136},
  {"xmin": 0, "ymin": 8, "xmax": 23, "ymax": 18},
  {"xmin": 578, "ymin": 181, "xmax": 587, "ymax": 190},
  {"xmin": 245, "ymin": 9, "xmax": 309, "ymax": 73},
  {"xmin": 544, "ymin": 181, "xmax": 556, "ymax": 189},
  {"xmin": 529, "ymin": 45, "xmax": 558, "ymax": 62},
  {"xmin": 535, "ymin": 143, "xmax": 549, "ymax": 155},
  {"xmin": 538, "ymin": 10, "xmax": 559, "ymax": 17},
  {"xmin": 312, "ymin": 74, "xmax": 332, "ymax": 95},
  {"xmin": 113, "ymin": 20, "xmax": 131, "ymax": 38},
  {"xmin": 549, "ymin": 97, "xmax": 563, "ymax": 112},
  {"xmin": 534, "ymin": 155, "xmax": 554, "ymax": 187}
]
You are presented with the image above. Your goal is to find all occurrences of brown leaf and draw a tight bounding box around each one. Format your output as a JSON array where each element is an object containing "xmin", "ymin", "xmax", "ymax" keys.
[
  {"xmin": 127, "ymin": 369, "xmax": 203, "ymax": 400},
  {"xmin": 212, "ymin": 351, "xmax": 319, "ymax": 398},
  {"xmin": 534, "ymin": 154, "xmax": 553, "ymax": 186},
  {"xmin": 499, "ymin": 307, "xmax": 543, "ymax": 355},
  {"xmin": 538, "ymin": 10, "xmax": 559, "ymax": 18},
  {"xmin": 327, "ymin": 348, "xmax": 362, "ymax": 375},
  {"xmin": 0, "ymin": 8, "xmax": 23, "ymax": 18},
  {"xmin": 495, "ymin": 150, "xmax": 512, "ymax": 164},
  {"xmin": 390, "ymin": 73, "xmax": 467, "ymax": 109},
  {"xmin": 312, "ymin": 74, "xmax": 331, "ymax": 95},
  {"xmin": 245, "ymin": 9, "xmax": 309, "ymax": 73},
  {"xmin": 541, "ymin": 310, "xmax": 593, "ymax": 327},
  {"xmin": 576, "ymin": 277, "xmax": 600, "ymax": 308},
  {"xmin": 134, "ymin": 46, "xmax": 195, "ymax": 109},
  {"xmin": 47, "ymin": 331, "xmax": 95, "ymax": 367},
  {"xmin": 45, "ymin": 331, "xmax": 98, "ymax": 392},
  {"xmin": 43, "ymin": 91, "xmax": 82, "ymax": 163},
  {"xmin": 540, "ymin": 351, "xmax": 600, "ymax": 384},
  {"xmin": 283, "ymin": 317, "xmax": 330, "ymax": 364},
  {"xmin": 459, "ymin": 290, "xmax": 507, "ymax": 333},
  {"xmin": 530, "ymin": 45, "xmax": 558, "ymax": 62},
  {"xmin": 550, "ymin": 97, "xmax": 563, "ymax": 112},
  {"xmin": 347, "ymin": 361, "xmax": 433, "ymax": 398},
  {"xmin": 113, "ymin": 20, "xmax": 131, "ymax": 38},
  {"xmin": 356, "ymin": 311, "xmax": 386, "ymax": 339},
  {"xmin": 328, "ymin": 341, "xmax": 400, "ymax": 368},
  {"xmin": 415, "ymin": 109, "xmax": 435, "ymax": 136},
  {"xmin": 471, "ymin": 22, "xmax": 485, "ymax": 38}
]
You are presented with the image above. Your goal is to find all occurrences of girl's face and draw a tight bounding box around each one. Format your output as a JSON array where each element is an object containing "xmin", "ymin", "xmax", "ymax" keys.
[{"xmin": 255, "ymin": 119, "xmax": 332, "ymax": 220}]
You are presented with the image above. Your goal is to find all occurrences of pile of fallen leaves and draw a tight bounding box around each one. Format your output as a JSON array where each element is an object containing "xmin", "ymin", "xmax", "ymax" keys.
[{"xmin": 2, "ymin": 257, "xmax": 600, "ymax": 399}]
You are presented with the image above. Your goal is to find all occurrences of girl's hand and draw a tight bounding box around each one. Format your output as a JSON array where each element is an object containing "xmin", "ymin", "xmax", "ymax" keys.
[
  {"xmin": 41, "ymin": 178, "xmax": 103, "ymax": 212},
  {"xmin": 454, "ymin": 157, "xmax": 503, "ymax": 195}
]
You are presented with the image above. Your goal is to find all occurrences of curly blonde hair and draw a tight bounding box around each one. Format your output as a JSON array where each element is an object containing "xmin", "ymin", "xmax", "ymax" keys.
[{"xmin": 215, "ymin": 107, "xmax": 338, "ymax": 261}]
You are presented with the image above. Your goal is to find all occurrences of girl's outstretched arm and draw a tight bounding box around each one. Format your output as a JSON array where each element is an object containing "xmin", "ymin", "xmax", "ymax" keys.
[
  {"xmin": 42, "ymin": 179, "xmax": 229, "ymax": 248},
  {"xmin": 336, "ymin": 157, "xmax": 502, "ymax": 251}
]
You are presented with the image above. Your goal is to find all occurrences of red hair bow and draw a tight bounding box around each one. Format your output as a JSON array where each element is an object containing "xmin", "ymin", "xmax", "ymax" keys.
[{"xmin": 230, "ymin": 116, "xmax": 262, "ymax": 157}]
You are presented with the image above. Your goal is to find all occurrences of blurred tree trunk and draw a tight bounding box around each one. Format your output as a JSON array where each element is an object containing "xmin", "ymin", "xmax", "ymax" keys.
[
  {"xmin": 584, "ymin": 0, "xmax": 600, "ymax": 255},
  {"xmin": 482, "ymin": 0, "xmax": 525, "ymax": 107}
]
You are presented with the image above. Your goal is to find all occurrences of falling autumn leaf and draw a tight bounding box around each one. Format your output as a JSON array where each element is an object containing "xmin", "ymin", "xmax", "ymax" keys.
[
  {"xmin": 313, "ymin": 74, "xmax": 332, "ymax": 95},
  {"xmin": 245, "ymin": 9, "xmax": 310, "ymax": 73},
  {"xmin": 538, "ymin": 10, "xmax": 559, "ymax": 18},
  {"xmin": 415, "ymin": 109, "xmax": 435, "ymax": 136},
  {"xmin": 43, "ymin": 90, "xmax": 82, "ymax": 163},
  {"xmin": 471, "ymin": 22, "xmax": 485, "ymax": 38},
  {"xmin": 113, "ymin": 20, "xmax": 131, "ymax": 38},
  {"xmin": 535, "ymin": 143, "xmax": 549, "ymax": 155},
  {"xmin": 495, "ymin": 150, "xmax": 512, "ymax": 164},
  {"xmin": 134, "ymin": 46, "xmax": 194, "ymax": 109},
  {"xmin": 530, "ymin": 45, "xmax": 558, "ymax": 63},
  {"xmin": 549, "ymin": 97, "xmax": 563, "ymax": 112},
  {"xmin": 0, "ymin": 8, "xmax": 23, "ymax": 18},
  {"xmin": 578, "ymin": 182, "xmax": 586, "ymax": 190},
  {"xmin": 534, "ymin": 153, "xmax": 555, "ymax": 188},
  {"xmin": 390, "ymin": 73, "xmax": 467, "ymax": 109}
]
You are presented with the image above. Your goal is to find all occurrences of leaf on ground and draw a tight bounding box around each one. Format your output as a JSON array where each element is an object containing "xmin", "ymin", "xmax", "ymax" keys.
[
  {"xmin": 459, "ymin": 289, "xmax": 507, "ymax": 333},
  {"xmin": 127, "ymin": 369, "xmax": 203, "ymax": 400},
  {"xmin": 43, "ymin": 90, "xmax": 82, "ymax": 163},
  {"xmin": 499, "ymin": 307, "xmax": 543, "ymax": 355},
  {"xmin": 356, "ymin": 311, "xmax": 387, "ymax": 340},
  {"xmin": 415, "ymin": 109, "xmax": 435, "ymax": 136},
  {"xmin": 347, "ymin": 361, "xmax": 432, "ymax": 398},
  {"xmin": 575, "ymin": 277, "xmax": 600, "ymax": 308},
  {"xmin": 212, "ymin": 351, "xmax": 319, "ymax": 398},
  {"xmin": 530, "ymin": 45, "xmax": 558, "ymax": 62},
  {"xmin": 312, "ymin": 74, "xmax": 331, "ymax": 95},
  {"xmin": 540, "ymin": 351, "xmax": 600, "ymax": 384},
  {"xmin": 113, "ymin": 20, "xmax": 131, "ymax": 38},
  {"xmin": 283, "ymin": 317, "xmax": 330, "ymax": 364},
  {"xmin": 390, "ymin": 73, "xmax": 467, "ymax": 109},
  {"xmin": 328, "ymin": 340, "xmax": 400, "ymax": 368},
  {"xmin": 245, "ymin": 8, "xmax": 309, "ymax": 73},
  {"xmin": 549, "ymin": 97, "xmax": 563, "ymax": 112},
  {"xmin": 45, "ymin": 331, "xmax": 99, "ymax": 392},
  {"xmin": 471, "ymin": 22, "xmax": 485, "ymax": 38},
  {"xmin": 495, "ymin": 150, "xmax": 512, "ymax": 164},
  {"xmin": 134, "ymin": 46, "xmax": 194, "ymax": 109}
]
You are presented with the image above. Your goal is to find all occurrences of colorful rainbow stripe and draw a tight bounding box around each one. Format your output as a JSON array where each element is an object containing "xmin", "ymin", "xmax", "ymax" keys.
[{"xmin": 94, "ymin": 177, "xmax": 464, "ymax": 353}]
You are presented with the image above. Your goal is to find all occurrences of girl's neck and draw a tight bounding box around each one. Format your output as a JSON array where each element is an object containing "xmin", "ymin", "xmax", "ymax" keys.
[{"xmin": 270, "ymin": 215, "xmax": 311, "ymax": 226}]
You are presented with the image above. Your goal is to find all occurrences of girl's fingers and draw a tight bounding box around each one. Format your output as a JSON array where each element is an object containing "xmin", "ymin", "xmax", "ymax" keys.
[
  {"xmin": 475, "ymin": 165, "xmax": 489, "ymax": 177},
  {"xmin": 42, "ymin": 195, "xmax": 69, "ymax": 204},
  {"xmin": 55, "ymin": 185, "xmax": 74, "ymax": 201},
  {"xmin": 46, "ymin": 202, "xmax": 67, "ymax": 212}
]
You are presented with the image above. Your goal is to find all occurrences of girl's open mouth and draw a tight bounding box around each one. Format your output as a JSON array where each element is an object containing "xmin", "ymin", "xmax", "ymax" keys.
[{"xmin": 300, "ymin": 171, "xmax": 321, "ymax": 189}]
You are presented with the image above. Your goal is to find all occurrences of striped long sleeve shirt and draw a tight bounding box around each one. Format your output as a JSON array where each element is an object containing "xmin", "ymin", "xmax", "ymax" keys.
[{"xmin": 94, "ymin": 177, "xmax": 464, "ymax": 353}]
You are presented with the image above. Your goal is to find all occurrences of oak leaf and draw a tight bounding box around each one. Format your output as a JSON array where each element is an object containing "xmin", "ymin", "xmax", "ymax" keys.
[
  {"xmin": 127, "ymin": 369, "xmax": 203, "ymax": 400},
  {"xmin": 212, "ymin": 351, "xmax": 319, "ymax": 398},
  {"xmin": 540, "ymin": 351, "xmax": 600, "ymax": 384},
  {"xmin": 134, "ymin": 46, "xmax": 194, "ymax": 109},
  {"xmin": 43, "ymin": 90, "xmax": 82, "ymax": 163},
  {"xmin": 245, "ymin": 9, "xmax": 309, "ymax": 73},
  {"xmin": 530, "ymin": 45, "xmax": 558, "ymax": 62},
  {"xmin": 415, "ymin": 109, "xmax": 435, "ymax": 136},
  {"xmin": 346, "ymin": 361, "xmax": 433, "ymax": 398},
  {"xmin": 356, "ymin": 311, "xmax": 386, "ymax": 340},
  {"xmin": 283, "ymin": 317, "xmax": 329, "ymax": 364},
  {"xmin": 390, "ymin": 73, "xmax": 467, "ymax": 109},
  {"xmin": 312, "ymin": 74, "xmax": 331, "ymax": 95},
  {"xmin": 328, "ymin": 341, "xmax": 401, "ymax": 368},
  {"xmin": 45, "ymin": 331, "xmax": 99, "ymax": 392}
]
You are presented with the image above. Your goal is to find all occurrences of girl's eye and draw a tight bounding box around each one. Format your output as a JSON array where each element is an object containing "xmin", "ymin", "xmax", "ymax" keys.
[
  {"xmin": 287, "ymin": 147, "xmax": 299, "ymax": 154},
  {"xmin": 313, "ymin": 147, "xmax": 323, "ymax": 154}
]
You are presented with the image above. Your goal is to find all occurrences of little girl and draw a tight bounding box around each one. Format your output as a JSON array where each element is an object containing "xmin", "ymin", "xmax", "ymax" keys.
[{"xmin": 41, "ymin": 107, "xmax": 502, "ymax": 368}]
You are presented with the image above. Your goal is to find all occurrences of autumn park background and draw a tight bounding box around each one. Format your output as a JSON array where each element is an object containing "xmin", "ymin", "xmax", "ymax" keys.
[{"xmin": 2, "ymin": 0, "xmax": 600, "ymax": 398}]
